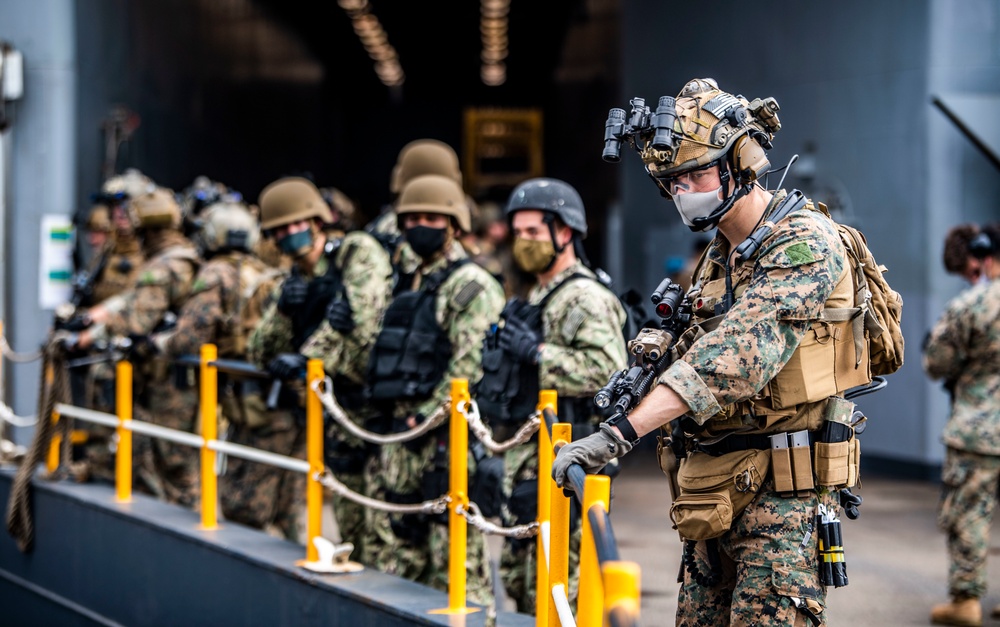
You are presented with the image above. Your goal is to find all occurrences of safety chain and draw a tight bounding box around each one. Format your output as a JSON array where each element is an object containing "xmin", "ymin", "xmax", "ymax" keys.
[
  {"xmin": 315, "ymin": 467, "xmax": 449, "ymax": 516},
  {"xmin": 457, "ymin": 501, "xmax": 539, "ymax": 539},
  {"xmin": 0, "ymin": 403, "xmax": 39, "ymax": 428},
  {"xmin": 311, "ymin": 377, "xmax": 448, "ymax": 445},
  {"xmin": 1, "ymin": 335, "xmax": 42, "ymax": 363},
  {"xmin": 458, "ymin": 398, "xmax": 540, "ymax": 454}
]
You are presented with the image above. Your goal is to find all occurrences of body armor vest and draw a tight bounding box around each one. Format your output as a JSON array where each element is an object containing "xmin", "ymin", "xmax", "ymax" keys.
[
  {"xmin": 367, "ymin": 260, "xmax": 468, "ymax": 403},
  {"xmin": 475, "ymin": 273, "xmax": 593, "ymax": 426},
  {"xmin": 677, "ymin": 196, "xmax": 867, "ymax": 438}
]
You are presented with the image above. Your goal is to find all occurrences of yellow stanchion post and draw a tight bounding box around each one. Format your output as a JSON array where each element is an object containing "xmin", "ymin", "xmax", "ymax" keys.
[
  {"xmin": 304, "ymin": 359, "xmax": 324, "ymax": 563},
  {"xmin": 115, "ymin": 361, "xmax": 133, "ymax": 502},
  {"xmin": 536, "ymin": 389, "xmax": 558, "ymax": 627},
  {"xmin": 578, "ymin": 474, "xmax": 611, "ymax": 625},
  {"xmin": 199, "ymin": 344, "xmax": 218, "ymax": 530},
  {"xmin": 431, "ymin": 378, "xmax": 478, "ymax": 615},
  {"xmin": 548, "ymin": 422, "xmax": 571, "ymax": 627},
  {"xmin": 603, "ymin": 560, "xmax": 641, "ymax": 624},
  {"xmin": 44, "ymin": 364, "xmax": 59, "ymax": 473}
]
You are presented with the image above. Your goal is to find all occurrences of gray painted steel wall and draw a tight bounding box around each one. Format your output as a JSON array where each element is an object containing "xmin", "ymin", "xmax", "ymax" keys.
[{"xmin": 619, "ymin": 0, "xmax": 1000, "ymax": 473}]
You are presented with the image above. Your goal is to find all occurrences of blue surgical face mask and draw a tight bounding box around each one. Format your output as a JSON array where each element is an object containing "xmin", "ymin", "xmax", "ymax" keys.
[{"xmin": 278, "ymin": 229, "xmax": 313, "ymax": 257}]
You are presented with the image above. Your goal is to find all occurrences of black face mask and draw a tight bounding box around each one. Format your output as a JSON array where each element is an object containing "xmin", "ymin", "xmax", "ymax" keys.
[{"xmin": 405, "ymin": 225, "xmax": 447, "ymax": 258}]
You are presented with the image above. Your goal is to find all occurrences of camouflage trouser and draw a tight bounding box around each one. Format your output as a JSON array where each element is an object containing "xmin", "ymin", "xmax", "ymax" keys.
[
  {"xmin": 70, "ymin": 363, "xmax": 117, "ymax": 483},
  {"xmin": 499, "ymin": 441, "xmax": 581, "ymax": 614},
  {"xmin": 938, "ymin": 447, "xmax": 1000, "ymax": 599},
  {"xmin": 329, "ymin": 467, "xmax": 367, "ymax": 555},
  {"xmin": 133, "ymin": 379, "xmax": 200, "ymax": 508},
  {"xmin": 326, "ymin": 414, "xmax": 376, "ymax": 558},
  {"xmin": 676, "ymin": 482, "xmax": 837, "ymax": 627},
  {"xmin": 366, "ymin": 436, "xmax": 495, "ymax": 608},
  {"xmin": 219, "ymin": 409, "xmax": 307, "ymax": 543}
]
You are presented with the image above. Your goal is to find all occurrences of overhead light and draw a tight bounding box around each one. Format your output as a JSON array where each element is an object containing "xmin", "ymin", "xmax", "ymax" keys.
[
  {"xmin": 338, "ymin": 0, "xmax": 404, "ymax": 88},
  {"xmin": 480, "ymin": 0, "xmax": 509, "ymax": 86}
]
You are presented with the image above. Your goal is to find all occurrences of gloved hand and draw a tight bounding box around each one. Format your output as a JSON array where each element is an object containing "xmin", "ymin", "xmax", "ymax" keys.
[
  {"xmin": 326, "ymin": 298, "xmax": 355, "ymax": 334},
  {"xmin": 276, "ymin": 268, "xmax": 308, "ymax": 315},
  {"xmin": 499, "ymin": 317, "xmax": 541, "ymax": 364},
  {"xmin": 125, "ymin": 334, "xmax": 157, "ymax": 362},
  {"xmin": 58, "ymin": 313, "xmax": 93, "ymax": 332},
  {"xmin": 267, "ymin": 352, "xmax": 308, "ymax": 380},
  {"xmin": 52, "ymin": 330, "xmax": 81, "ymax": 352},
  {"xmin": 551, "ymin": 423, "xmax": 634, "ymax": 489}
]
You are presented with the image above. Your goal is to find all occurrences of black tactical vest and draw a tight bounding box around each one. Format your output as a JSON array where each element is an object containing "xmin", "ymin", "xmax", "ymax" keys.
[
  {"xmin": 474, "ymin": 273, "xmax": 590, "ymax": 425},
  {"xmin": 367, "ymin": 259, "xmax": 468, "ymax": 403},
  {"xmin": 289, "ymin": 241, "xmax": 346, "ymax": 350}
]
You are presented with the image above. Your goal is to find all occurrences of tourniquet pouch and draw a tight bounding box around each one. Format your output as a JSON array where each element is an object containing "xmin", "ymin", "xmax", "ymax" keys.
[
  {"xmin": 813, "ymin": 434, "xmax": 860, "ymax": 488},
  {"xmin": 670, "ymin": 448, "xmax": 771, "ymax": 541},
  {"xmin": 767, "ymin": 320, "xmax": 870, "ymax": 408}
]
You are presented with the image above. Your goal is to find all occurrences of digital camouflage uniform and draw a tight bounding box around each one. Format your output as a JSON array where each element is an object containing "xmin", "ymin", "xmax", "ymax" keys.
[
  {"xmin": 923, "ymin": 277, "xmax": 1000, "ymax": 603},
  {"xmin": 106, "ymin": 230, "xmax": 201, "ymax": 507},
  {"xmin": 366, "ymin": 240, "xmax": 504, "ymax": 607},
  {"xmin": 248, "ymin": 230, "xmax": 392, "ymax": 553},
  {"xmin": 90, "ymin": 233, "xmax": 145, "ymax": 305},
  {"xmin": 160, "ymin": 251, "xmax": 308, "ymax": 541},
  {"xmin": 499, "ymin": 260, "xmax": 627, "ymax": 613},
  {"xmin": 664, "ymin": 197, "xmax": 847, "ymax": 626}
]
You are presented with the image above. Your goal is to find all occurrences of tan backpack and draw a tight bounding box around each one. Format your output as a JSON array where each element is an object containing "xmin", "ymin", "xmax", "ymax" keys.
[{"xmin": 833, "ymin": 221, "xmax": 904, "ymax": 377}]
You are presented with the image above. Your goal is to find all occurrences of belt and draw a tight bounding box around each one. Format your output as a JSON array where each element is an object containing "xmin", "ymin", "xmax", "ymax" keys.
[{"xmin": 696, "ymin": 431, "xmax": 818, "ymax": 457}]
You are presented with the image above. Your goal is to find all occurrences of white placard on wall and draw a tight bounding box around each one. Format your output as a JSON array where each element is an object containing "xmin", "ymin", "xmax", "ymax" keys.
[{"xmin": 39, "ymin": 214, "xmax": 75, "ymax": 309}]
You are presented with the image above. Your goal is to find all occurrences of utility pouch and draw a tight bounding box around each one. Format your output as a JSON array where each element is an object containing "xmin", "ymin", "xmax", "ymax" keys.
[
  {"xmin": 469, "ymin": 454, "xmax": 504, "ymax": 519},
  {"xmin": 669, "ymin": 448, "xmax": 770, "ymax": 541},
  {"xmin": 771, "ymin": 431, "xmax": 815, "ymax": 497},
  {"xmin": 813, "ymin": 397, "xmax": 860, "ymax": 488}
]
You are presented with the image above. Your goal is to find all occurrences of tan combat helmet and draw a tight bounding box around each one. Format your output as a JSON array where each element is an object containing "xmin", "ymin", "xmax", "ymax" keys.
[
  {"xmin": 390, "ymin": 139, "xmax": 463, "ymax": 195},
  {"xmin": 258, "ymin": 177, "xmax": 335, "ymax": 231},
  {"xmin": 641, "ymin": 78, "xmax": 781, "ymax": 186},
  {"xmin": 193, "ymin": 201, "xmax": 260, "ymax": 255},
  {"xmin": 85, "ymin": 204, "xmax": 112, "ymax": 232},
  {"xmin": 396, "ymin": 174, "xmax": 471, "ymax": 232},
  {"xmin": 102, "ymin": 168, "xmax": 156, "ymax": 201},
  {"xmin": 130, "ymin": 187, "xmax": 183, "ymax": 230},
  {"xmin": 318, "ymin": 186, "xmax": 358, "ymax": 231}
]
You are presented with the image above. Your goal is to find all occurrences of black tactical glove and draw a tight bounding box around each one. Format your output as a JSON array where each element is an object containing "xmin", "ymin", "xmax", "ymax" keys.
[
  {"xmin": 58, "ymin": 313, "xmax": 93, "ymax": 332},
  {"xmin": 53, "ymin": 330, "xmax": 81, "ymax": 352},
  {"xmin": 551, "ymin": 423, "xmax": 634, "ymax": 489},
  {"xmin": 267, "ymin": 352, "xmax": 308, "ymax": 380},
  {"xmin": 499, "ymin": 317, "xmax": 541, "ymax": 364},
  {"xmin": 325, "ymin": 298, "xmax": 355, "ymax": 334},
  {"xmin": 276, "ymin": 268, "xmax": 308, "ymax": 315},
  {"xmin": 126, "ymin": 334, "xmax": 158, "ymax": 362}
]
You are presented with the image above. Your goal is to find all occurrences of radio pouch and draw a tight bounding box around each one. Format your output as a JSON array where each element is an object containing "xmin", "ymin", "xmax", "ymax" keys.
[{"xmin": 670, "ymin": 448, "xmax": 770, "ymax": 541}]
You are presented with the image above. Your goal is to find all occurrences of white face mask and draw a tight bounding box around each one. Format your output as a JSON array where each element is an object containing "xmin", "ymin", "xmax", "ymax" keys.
[{"xmin": 672, "ymin": 186, "xmax": 723, "ymax": 232}]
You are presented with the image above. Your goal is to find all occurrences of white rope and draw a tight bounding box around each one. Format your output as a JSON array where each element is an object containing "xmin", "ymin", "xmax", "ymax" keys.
[
  {"xmin": 456, "ymin": 501, "xmax": 539, "ymax": 539},
  {"xmin": 316, "ymin": 467, "xmax": 449, "ymax": 515},
  {"xmin": 1, "ymin": 335, "xmax": 42, "ymax": 363},
  {"xmin": 458, "ymin": 399, "xmax": 540, "ymax": 453},
  {"xmin": 0, "ymin": 403, "xmax": 39, "ymax": 428},
  {"xmin": 311, "ymin": 377, "xmax": 448, "ymax": 445}
]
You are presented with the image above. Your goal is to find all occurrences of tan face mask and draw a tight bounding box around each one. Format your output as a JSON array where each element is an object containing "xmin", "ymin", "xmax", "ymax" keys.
[{"xmin": 513, "ymin": 236, "xmax": 557, "ymax": 274}]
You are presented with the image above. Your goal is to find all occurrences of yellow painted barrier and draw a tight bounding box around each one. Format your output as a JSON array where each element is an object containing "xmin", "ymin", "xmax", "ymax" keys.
[
  {"xmin": 115, "ymin": 360, "xmax": 133, "ymax": 502},
  {"xmin": 603, "ymin": 560, "xmax": 641, "ymax": 624},
  {"xmin": 548, "ymin": 422, "xmax": 571, "ymax": 627},
  {"xmin": 536, "ymin": 389, "xmax": 558, "ymax": 626},
  {"xmin": 304, "ymin": 359, "xmax": 324, "ymax": 563},
  {"xmin": 578, "ymin": 474, "xmax": 611, "ymax": 625},
  {"xmin": 199, "ymin": 344, "xmax": 218, "ymax": 530}
]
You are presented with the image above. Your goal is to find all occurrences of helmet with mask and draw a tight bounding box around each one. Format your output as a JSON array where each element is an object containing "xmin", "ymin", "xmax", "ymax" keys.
[
  {"xmin": 85, "ymin": 204, "xmax": 112, "ymax": 233},
  {"xmin": 258, "ymin": 177, "xmax": 335, "ymax": 257},
  {"xmin": 396, "ymin": 174, "xmax": 470, "ymax": 258},
  {"xmin": 130, "ymin": 187, "xmax": 184, "ymax": 230},
  {"xmin": 504, "ymin": 177, "xmax": 588, "ymax": 237},
  {"xmin": 192, "ymin": 201, "xmax": 260, "ymax": 256},
  {"xmin": 636, "ymin": 78, "xmax": 780, "ymax": 232},
  {"xmin": 390, "ymin": 139, "xmax": 463, "ymax": 195}
]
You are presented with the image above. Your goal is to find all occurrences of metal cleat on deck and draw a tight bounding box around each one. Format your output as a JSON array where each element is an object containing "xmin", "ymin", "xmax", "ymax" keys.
[{"xmin": 299, "ymin": 536, "xmax": 364, "ymax": 574}]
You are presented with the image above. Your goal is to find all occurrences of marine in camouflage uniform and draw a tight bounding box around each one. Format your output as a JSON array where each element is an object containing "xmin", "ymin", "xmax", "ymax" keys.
[
  {"xmin": 155, "ymin": 201, "xmax": 307, "ymax": 541},
  {"xmin": 477, "ymin": 178, "xmax": 627, "ymax": 614},
  {"xmin": 76, "ymin": 187, "xmax": 202, "ymax": 507},
  {"xmin": 247, "ymin": 177, "xmax": 392, "ymax": 554},
  {"xmin": 552, "ymin": 79, "xmax": 885, "ymax": 625},
  {"xmin": 923, "ymin": 223, "xmax": 1000, "ymax": 625},
  {"xmin": 365, "ymin": 174, "xmax": 504, "ymax": 607}
]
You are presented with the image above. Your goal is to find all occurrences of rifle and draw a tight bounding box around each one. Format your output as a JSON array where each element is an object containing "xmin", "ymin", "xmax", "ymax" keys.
[
  {"xmin": 594, "ymin": 277, "xmax": 693, "ymax": 422},
  {"xmin": 70, "ymin": 248, "xmax": 109, "ymax": 311}
]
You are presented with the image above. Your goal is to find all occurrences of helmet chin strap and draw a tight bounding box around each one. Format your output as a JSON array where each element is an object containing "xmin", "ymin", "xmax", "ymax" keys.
[{"xmin": 686, "ymin": 157, "xmax": 752, "ymax": 232}]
